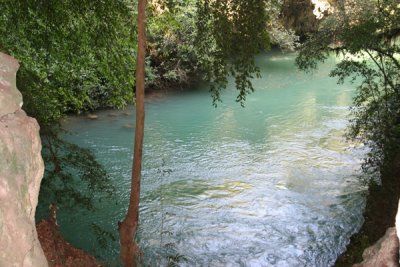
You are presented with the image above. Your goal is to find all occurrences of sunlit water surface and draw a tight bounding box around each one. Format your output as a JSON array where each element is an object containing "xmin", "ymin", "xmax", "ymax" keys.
[{"xmin": 49, "ymin": 52, "xmax": 368, "ymax": 266}]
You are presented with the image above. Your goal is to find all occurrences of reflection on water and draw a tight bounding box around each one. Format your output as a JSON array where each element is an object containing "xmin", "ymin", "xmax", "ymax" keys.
[{"xmin": 56, "ymin": 52, "xmax": 367, "ymax": 266}]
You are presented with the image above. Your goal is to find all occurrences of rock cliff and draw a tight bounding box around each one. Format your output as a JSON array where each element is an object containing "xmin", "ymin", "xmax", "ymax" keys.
[
  {"xmin": 353, "ymin": 227, "xmax": 399, "ymax": 267},
  {"xmin": 0, "ymin": 52, "xmax": 48, "ymax": 266}
]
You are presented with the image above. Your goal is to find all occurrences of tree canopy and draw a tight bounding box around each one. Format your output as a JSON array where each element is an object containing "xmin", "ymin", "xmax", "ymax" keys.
[
  {"xmin": 1, "ymin": 0, "xmax": 301, "ymax": 122},
  {"xmin": 195, "ymin": 0, "xmax": 299, "ymax": 105},
  {"xmin": 0, "ymin": 0, "xmax": 136, "ymax": 126},
  {"xmin": 297, "ymin": 0, "xmax": 400, "ymax": 174}
]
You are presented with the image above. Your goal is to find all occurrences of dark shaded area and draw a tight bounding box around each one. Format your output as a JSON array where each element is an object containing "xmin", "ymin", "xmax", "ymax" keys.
[
  {"xmin": 335, "ymin": 155, "xmax": 400, "ymax": 266},
  {"xmin": 38, "ymin": 127, "xmax": 115, "ymax": 212},
  {"xmin": 281, "ymin": 0, "xmax": 318, "ymax": 42}
]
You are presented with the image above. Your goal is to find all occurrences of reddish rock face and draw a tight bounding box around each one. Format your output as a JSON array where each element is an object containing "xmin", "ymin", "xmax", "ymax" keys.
[
  {"xmin": 0, "ymin": 52, "xmax": 48, "ymax": 266},
  {"xmin": 353, "ymin": 227, "xmax": 399, "ymax": 267}
]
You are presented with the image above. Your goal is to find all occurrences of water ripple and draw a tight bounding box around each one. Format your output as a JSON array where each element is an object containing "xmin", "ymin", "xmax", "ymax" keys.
[{"xmin": 59, "ymin": 52, "xmax": 368, "ymax": 266}]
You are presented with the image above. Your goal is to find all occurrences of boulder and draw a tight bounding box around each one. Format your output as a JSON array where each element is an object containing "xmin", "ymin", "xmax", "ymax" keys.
[
  {"xmin": 0, "ymin": 52, "xmax": 48, "ymax": 266},
  {"xmin": 353, "ymin": 227, "xmax": 399, "ymax": 267},
  {"xmin": 0, "ymin": 53, "xmax": 22, "ymax": 116}
]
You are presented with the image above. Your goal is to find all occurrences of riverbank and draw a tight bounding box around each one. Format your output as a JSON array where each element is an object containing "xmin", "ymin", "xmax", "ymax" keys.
[
  {"xmin": 37, "ymin": 205, "xmax": 103, "ymax": 267},
  {"xmin": 335, "ymin": 155, "xmax": 400, "ymax": 266}
]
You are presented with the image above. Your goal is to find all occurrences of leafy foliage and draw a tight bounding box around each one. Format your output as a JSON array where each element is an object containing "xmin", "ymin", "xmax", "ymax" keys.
[
  {"xmin": 194, "ymin": 0, "xmax": 300, "ymax": 106},
  {"xmin": 0, "ymin": 0, "xmax": 136, "ymax": 126},
  {"xmin": 280, "ymin": 0, "xmax": 318, "ymax": 42},
  {"xmin": 1, "ymin": 0, "xmax": 301, "ymax": 116},
  {"xmin": 267, "ymin": 0, "xmax": 300, "ymax": 51},
  {"xmin": 146, "ymin": 0, "xmax": 201, "ymax": 88},
  {"xmin": 297, "ymin": 0, "xmax": 400, "ymax": 175},
  {"xmin": 39, "ymin": 128, "xmax": 115, "ymax": 211},
  {"xmin": 195, "ymin": 0, "xmax": 272, "ymax": 106}
]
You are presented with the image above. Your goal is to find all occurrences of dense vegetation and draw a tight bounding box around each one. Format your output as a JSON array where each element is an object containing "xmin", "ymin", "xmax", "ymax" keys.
[{"xmin": 0, "ymin": 0, "xmax": 137, "ymax": 125}]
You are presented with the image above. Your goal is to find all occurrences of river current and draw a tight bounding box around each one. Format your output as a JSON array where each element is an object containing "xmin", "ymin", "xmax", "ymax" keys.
[{"xmin": 55, "ymin": 52, "xmax": 367, "ymax": 266}]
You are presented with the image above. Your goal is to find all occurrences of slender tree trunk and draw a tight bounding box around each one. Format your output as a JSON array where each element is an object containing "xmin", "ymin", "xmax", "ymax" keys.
[{"xmin": 119, "ymin": 0, "xmax": 147, "ymax": 266}]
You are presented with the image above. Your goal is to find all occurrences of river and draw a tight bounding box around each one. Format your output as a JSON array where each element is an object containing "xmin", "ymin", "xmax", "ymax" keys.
[{"xmin": 54, "ymin": 52, "xmax": 367, "ymax": 266}]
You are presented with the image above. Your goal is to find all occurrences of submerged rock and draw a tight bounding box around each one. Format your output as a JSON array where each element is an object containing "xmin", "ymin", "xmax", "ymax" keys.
[
  {"xmin": 107, "ymin": 112, "xmax": 119, "ymax": 117},
  {"xmin": 0, "ymin": 53, "xmax": 48, "ymax": 266},
  {"xmin": 87, "ymin": 114, "xmax": 98, "ymax": 120},
  {"xmin": 123, "ymin": 123, "xmax": 134, "ymax": 129}
]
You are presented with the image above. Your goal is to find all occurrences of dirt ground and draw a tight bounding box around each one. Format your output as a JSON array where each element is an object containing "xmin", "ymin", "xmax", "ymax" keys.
[{"xmin": 36, "ymin": 206, "xmax": 103, "ymax": 267}]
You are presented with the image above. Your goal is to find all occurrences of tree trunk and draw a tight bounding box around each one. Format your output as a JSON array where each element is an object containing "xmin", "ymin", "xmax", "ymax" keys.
[{"xmin": 118, "ymin": 0, "xmax": 147, "ymax": 266}]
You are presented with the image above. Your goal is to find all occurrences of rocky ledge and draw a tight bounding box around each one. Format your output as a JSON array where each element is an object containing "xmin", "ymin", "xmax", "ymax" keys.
[
  {"xmin": 0, "ymin": 52, "xmax": 48, "ymax": 266},
  {"xmin": 353, "ymin": 227, "xmax": 399, "ymax": 267}
]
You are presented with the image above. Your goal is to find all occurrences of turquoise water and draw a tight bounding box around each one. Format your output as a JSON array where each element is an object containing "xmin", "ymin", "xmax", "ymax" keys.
[{"xmin": 58, "ymin": 52, "xmax": 366, "ymax": 266}]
